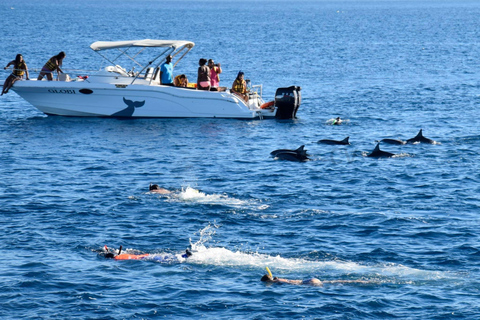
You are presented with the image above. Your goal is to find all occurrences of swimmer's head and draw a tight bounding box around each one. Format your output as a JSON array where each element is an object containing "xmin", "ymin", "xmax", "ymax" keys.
[
  {"xmin": 149, "ymin": 184, "xmax": 160, "ymax": 191},
  {"xmin": 261, "ymin": 274, "xmax": 274, "ymax": 282},
  {"xmin": 105, "ymin": 252, "xmax": 115, "ymax": 259}
]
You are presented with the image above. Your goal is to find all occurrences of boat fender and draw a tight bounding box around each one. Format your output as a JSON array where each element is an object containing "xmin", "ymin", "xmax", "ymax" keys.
[{"xmin": 260, "ymin": 101, "xmax": 275, "ymax": 109}]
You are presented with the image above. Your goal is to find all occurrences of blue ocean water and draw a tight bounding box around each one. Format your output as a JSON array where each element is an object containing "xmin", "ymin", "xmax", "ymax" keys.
[{"xmin": 1, "ymin": 0, "xmax": 480, "ymax": 318}]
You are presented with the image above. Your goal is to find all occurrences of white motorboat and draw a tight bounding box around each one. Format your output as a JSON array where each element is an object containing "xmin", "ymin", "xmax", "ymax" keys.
[{"xmin": 5, "ymin": 39, "xmax": 301, "ymax": 119}]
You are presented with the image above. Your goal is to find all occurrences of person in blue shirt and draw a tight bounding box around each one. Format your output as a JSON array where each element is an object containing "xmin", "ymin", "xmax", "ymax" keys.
[{"xmin": 160, "ymin": 55, "xmax": 174, "ymax": 85}]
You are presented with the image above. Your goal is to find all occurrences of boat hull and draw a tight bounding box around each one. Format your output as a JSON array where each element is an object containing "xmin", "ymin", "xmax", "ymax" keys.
[{"xmin": 11, "ymin": 80, "xmax": 275, "ymax": 119}]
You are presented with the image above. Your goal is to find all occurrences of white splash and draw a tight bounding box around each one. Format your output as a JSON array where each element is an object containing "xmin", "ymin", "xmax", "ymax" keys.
[
  {"xmin": 186, "ymin": 226, "xmax": 448, "ymax": 281},
  {"xmin": 165, "ymin": 186, "xmax": 267, "ymax": 209}
]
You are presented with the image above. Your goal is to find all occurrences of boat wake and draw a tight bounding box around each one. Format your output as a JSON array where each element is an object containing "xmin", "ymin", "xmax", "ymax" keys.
[
  {"xmin": 164, "ymin": 186, "xmax": 268, "ymax": 209},
  {"xmin": 185, "ymin": 225, "xmax": 449, "ymax": 283}
]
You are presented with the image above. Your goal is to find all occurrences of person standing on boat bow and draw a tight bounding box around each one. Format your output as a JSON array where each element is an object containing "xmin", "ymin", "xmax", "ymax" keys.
[
  {"xmin": 37, "ymin": 51, "xmax": 65, "ymax": 81},
  {"xmin": 2, "ymin": 54, "xmax": 29, "ymax": 96},
  {"xmin": 160, "ymin": 55, "xmax": 174, "ymax": 86}
]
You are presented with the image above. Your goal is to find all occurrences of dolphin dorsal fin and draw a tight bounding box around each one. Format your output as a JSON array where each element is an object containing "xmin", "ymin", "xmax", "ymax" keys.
[
  {"xmin": 342, "ymin": 137, "xmax": 349, "ymax": 144},
  {"xmin": 295, "ymin": 145, "xmax": 305, "ymax": 153},
  {"xmin": 373, "ymin": 143, "xmax": 381, "ymax": 152}
]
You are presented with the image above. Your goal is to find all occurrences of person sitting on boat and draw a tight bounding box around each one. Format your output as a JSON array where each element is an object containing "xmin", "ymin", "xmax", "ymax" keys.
[
  {"xmin": 2, "ymin": 54, "xmax": 29, "ymax": 96},
  {"xmin": 149, "ymin": 183, "xmax": 171, "ymax": 194},
  {"xmin": 160, "ymin": 55, "xmax": 174, "ymax": 86},
  {"xmin": 104, "ymin": 245, "xmax": 193, "ymax": 261},
  {"xmin": 197, "ymin": 58, "xmax": 210, "ymax": 91},
  {"xmin": 174, "ymin": 74, "xmax": 188, "ymax": 88},
  {"xmin": 208, "ymin": 59, "xmax": 222, "ymax": 91},
  {"xmin": 261, "ymin": 267, "xmax": 369, "ymax": 286},
  {"xmin": 37, "ymin": 51, "xmax": 66, "ymax": 81},
  {"xmin": 231, "ymin": 71, "xmax": 249, "ymax": 102}
]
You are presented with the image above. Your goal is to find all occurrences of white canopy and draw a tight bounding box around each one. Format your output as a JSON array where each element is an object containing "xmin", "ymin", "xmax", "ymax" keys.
[{"xmin": 90, "ymin": 39, "xmax": 195, "ymax": 51}]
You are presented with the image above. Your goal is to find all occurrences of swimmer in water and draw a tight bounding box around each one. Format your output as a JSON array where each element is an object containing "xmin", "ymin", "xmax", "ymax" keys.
[
  {"xmin": 149, "ymin": 183, "xmax": 171, "ymax": 194},
  {"xmin": 332, "ymin": 117, "xmax": 343, "ymax": 125},
  {"xmin": 261, "ymin": 267, "xmax": 368, "ymax": 286},
  {"xmin": 104, "ymin": 245, "xmax": 192, "ymax": 260}
]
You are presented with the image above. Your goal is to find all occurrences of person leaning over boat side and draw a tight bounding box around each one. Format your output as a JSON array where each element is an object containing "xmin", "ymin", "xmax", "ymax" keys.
[
  {"xmin": 174, "ymin": 74, "xmax": 188, "ymax": 87},
  {"xmin": 197, "ymin": 58, "xmax": 210, "ymax": 91},
  {"xmin": 2, "ymin": 54, "xmax": 29, "ymax": 96},
  {"xmin": 208, "ymin": 59, "xmax": 222, "ymax": 91},
  {"xmin": 37, "ymin": 51, "xmax": 65, "ymax": 81},
  {"xmin": 160, "ymin": 55, "xmax": 174, "ymax": 86},
  {"xmin": 231, "ymin": 71, "xmax": 249, "ymax": 102}
]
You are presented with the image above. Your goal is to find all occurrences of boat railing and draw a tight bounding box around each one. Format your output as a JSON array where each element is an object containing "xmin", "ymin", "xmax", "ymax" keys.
[
  {"xmin": 19, "ymin": 66, "xmax": 155, "ymax": 83},
  {"xmin": 249, "ymin": 84, "xmax": 263, "ymax": 98}
]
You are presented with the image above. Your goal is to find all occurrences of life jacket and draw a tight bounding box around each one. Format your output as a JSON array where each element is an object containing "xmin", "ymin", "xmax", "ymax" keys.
[
  {"xmin": 45, "ymin": 57, "xmax": 58, "ymax": 71},
  {"xmin": 174, "ymin": 75, "xmax": 186, "ymax": 87},
  {"xmin": 114, "ymin": 253, "xmax": 150, "ymax": 260},
  {"xmin": 13, "ymin": 62, "xmax": 25, "ymax": 76},
  {"xmin": 233, "ymin": 79, "xmax": 246, "ymax": 94}
]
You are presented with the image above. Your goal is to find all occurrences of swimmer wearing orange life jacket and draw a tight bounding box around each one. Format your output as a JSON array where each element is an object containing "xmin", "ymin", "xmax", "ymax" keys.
[{"xmin": 104, "ymin": 245, "xmax": 192, "ymax": 261}]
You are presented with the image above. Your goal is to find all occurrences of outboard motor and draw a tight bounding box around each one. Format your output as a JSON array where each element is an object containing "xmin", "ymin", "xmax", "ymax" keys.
[{"xmin": 274, "ymin": 86, "xmax": 301, "ymax": 119}]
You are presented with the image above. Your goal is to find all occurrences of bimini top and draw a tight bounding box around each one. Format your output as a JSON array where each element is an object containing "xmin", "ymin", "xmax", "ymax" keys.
[{"xmin": 90, "ymin": 39, "xmax": 195, "ymax": 51}]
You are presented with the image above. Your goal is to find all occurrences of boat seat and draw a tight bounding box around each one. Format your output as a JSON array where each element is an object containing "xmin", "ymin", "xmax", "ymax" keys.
[
  {"xmin": 144, "ymin": 68, "xmax": 154, "ymax": 80},
  {"xmin": 152, "ymin": 67, "xmax": 160, "ymax": 80},
  {"xmin": 105, "ymin": 65, "xmax": 129, "ymax": 77},
  {"xmin": 150, "ymin": 67, "xmax": 160, "ymax": 84}
]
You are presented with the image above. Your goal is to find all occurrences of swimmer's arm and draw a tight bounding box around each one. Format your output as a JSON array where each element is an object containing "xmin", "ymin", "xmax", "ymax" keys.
[
  {"xmin": 275, "ymin": 278, "xmax": 304, "ymax": 285},
  {"xmin": 322, "ymin": 280, "xmax": 369, "ymax": 284}
]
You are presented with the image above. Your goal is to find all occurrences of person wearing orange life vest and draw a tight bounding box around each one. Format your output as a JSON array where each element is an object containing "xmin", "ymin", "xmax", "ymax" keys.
[
  {"xmin": 208, "ymin": 59, "xmax": 222, "ymax": 91},
  {"xmin": 231, "ymin": 71, "xmax": 249, "ymax": 102},
  {"xmin": 37, "ymin": 51, "xmax": 65, "ymax": 81},
  {"xmin": 103, "ymin": 245, "xmax": 192, "ymax": 261},
  {"xmin": 174, "ymin": 74, "xmax": 188, "ymax": 87},
  {"xmin": 2, "ymin": 54, "xmax": 29, "ymax": 96}
]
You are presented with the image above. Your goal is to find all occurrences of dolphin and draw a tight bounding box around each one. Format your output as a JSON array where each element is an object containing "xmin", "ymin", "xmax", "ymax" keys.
[
  {"xmin": 367, "ymin": 143, "xmax": 396, "ymax": 158},
  {"xmin": 317, "ymin": 137, "xmax": 350, "ymax": 145},
  {"xmin": 112, "ymin": 97, "xmax": 146, "ymax": 117},
  {"xmin": 377, "ymin": 138, "xmax": 406, "ymax": 145},
  {"xmin": 271, "ymin": 145, "xmax": 309, "ymax": 162},
  {"xmin": 406, "ymin": 129, "xmax": 436, "ymax": 144}
]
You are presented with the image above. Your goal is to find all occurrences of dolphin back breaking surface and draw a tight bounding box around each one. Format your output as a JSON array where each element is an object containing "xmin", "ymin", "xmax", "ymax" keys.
[
  {"xmin": 367, "ymin": 143, "xmax": 396, "ymax": 158},
  {"xmin": 406, "ymin": 129, "xmax": 438, "ymax": 144},
  {"xmin": 271, "ymin": 145, "xmax": 309, "ymax": 162}
]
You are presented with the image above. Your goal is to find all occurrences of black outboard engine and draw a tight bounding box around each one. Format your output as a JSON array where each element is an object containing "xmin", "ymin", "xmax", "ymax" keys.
[{"xmin": 274, "ymin": 86, "xmax": 301, "ymax": 119}]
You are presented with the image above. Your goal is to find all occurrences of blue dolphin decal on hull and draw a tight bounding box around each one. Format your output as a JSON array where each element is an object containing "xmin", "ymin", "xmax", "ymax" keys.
[{"xmin": 112, "ymin": 97, "xmax": 145, "ymax": 117}]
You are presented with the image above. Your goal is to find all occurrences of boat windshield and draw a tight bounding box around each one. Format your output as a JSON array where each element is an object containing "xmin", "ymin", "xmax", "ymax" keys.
[{"xmin": 89, "ymin": 39, "xmax": 195, "ymax": 82}]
